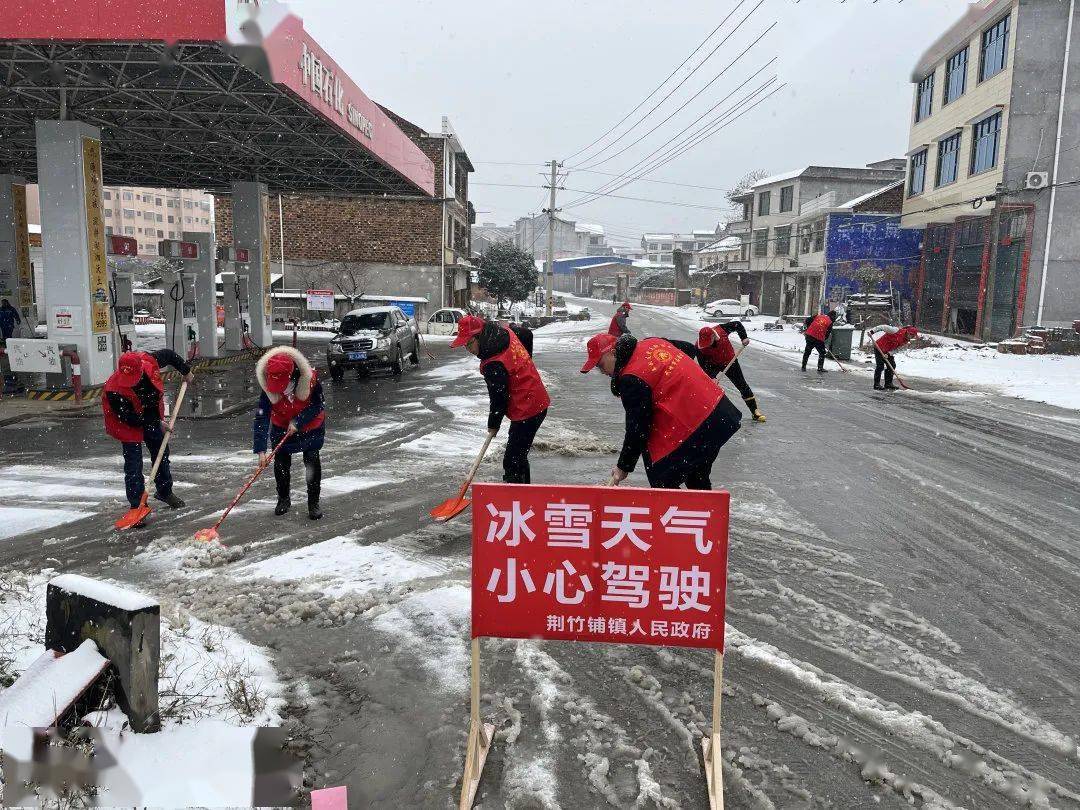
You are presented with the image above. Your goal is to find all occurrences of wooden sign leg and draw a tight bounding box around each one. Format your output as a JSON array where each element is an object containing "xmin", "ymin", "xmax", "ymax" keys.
[
  {"xmin": 459, "ymin": 638, "xmax": 494, "ymax": 810},
  {"xmin": 701, "ymin": 651, "xmax": 725, "ymax": 810}
]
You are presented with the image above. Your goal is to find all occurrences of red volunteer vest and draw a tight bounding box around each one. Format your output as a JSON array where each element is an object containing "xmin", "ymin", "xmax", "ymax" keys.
[
  {"xmin": 480, "ymin": 328, "xmax": 551, "ymax": 421},
  {"xmin": 270, "ymin": 371, "xmax": 326, "ymax": 432},
  {"xmin": 102, "ymin": 354, "xmax": 165, "ymax": 442},
  {"xmin": 699, "ymin": 327, "xmax": 736, "ymax": 368},
  {"xmin": 875, "ymin": 329, "xmax": 913, "ymax": 355},
  {"xmin": 607, "ymin": 314, "xmax": 623, "ymax": 337},
  {"xmin": 805, "ymin": 315, "xmax": 832, "ymax": 342},
  {"xmin": 620, "ymin": 338, "xmax": 723, "ymax": 463}
]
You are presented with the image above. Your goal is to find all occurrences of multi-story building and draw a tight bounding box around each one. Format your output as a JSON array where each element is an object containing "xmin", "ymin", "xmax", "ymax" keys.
[
  {"xmin": 214, "ymin": 112, "xmax": 475, "ymax": 311},
  {"xmin": 472, "ymin": 222, "xmax": 515, "ymax": 258},
  {"xmin": 902, "ymin": 0, "xmax": 1080, "ymax": 339},
  {"xmin": 640, "ymin": 229, "xmax": 719, "ymax": 264},
  {"xmin": 729, "ymin": 162, "xmax": 905, "ymax": 315},
  {"xmin": 513, "ymin": 214, "xmax": 611, "ymax": 261},
  {"xmin": 26, "ymin": 185, "xmax": 213, "ymax": 261}
]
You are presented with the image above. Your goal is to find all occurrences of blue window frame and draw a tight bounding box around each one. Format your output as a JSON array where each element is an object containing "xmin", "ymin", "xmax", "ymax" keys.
[
  {"xmin": 936, "ymin": 133, "xmax": 962, "ymax": 186},
  {"xmin": 970, "ymin": 113, "xmax": 1002, "ymax": 174},
  {"xmin": 909, "ymin": 149, "xmax": 928, "ymax": 197},
  {"xmin": 980, "ymin": 15, "xmax": 1010, "ymax": 81},
  {"xmin": 944, "ymin": 48, "xmax": 967, "ymax": 104},
  {"xmin": 915, "ymin": 73, "xmax": 934, "ymax": 122}
]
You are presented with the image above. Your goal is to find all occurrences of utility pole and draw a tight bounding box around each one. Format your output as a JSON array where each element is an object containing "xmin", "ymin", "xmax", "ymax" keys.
[{"xmin": 544, "ymin": 159, "xmax": 558, "ymax": 316}]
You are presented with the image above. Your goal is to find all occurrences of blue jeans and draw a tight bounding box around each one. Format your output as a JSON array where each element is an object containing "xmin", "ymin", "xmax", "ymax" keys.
[{"xmin": 121, "ymin": 419, "xmax": 172, "ymax": 507}]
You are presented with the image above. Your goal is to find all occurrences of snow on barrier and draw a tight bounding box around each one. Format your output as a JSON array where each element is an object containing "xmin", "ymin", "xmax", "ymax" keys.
[
  {"xmin": 464, "ymin": 483, "xmax": 730, "ymax": 809},
  {"xmin": 45, "ymin": 574, "xmax": 161, "ymax": 732},
  {"xmin": 0, "ymin": 640, "xmax": 109, "ymax": 727}
]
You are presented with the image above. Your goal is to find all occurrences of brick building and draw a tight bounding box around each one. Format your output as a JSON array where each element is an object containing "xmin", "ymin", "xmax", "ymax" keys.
[{"xmin": 214, "ymin": 112, "xmax": 474, "ymax": 311}]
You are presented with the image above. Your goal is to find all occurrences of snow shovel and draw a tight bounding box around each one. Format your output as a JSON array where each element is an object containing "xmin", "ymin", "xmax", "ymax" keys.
[
  {"xmin": 194, "ymin": 430, "xmax": 292, "ymax": 543},
  {"xmin": 115, "ymin": 380, "xmax": 190, "ymax": 531},
  {"xmin": 825, "ymin": 345, "xmax": 850, "ymax": 373},
  {"xmin": 721, "ymin": 342, "xmax": 748, "ymax": 375},
  {"xmin": 430, "ymin": 431, "xmax": 495, "ymax": 522}
]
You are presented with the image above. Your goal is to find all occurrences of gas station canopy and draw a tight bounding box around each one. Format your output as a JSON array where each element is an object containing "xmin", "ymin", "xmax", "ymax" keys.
[{"xmin": 0, "ymin": 0, "xmax": 436, "ymax": 196}]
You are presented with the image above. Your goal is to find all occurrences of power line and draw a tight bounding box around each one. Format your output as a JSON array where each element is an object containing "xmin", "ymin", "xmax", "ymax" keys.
[
  {"xmin": 559, "ymin": 187, "xmax": 734, "ymax": 211},
  {"xmin": 565, "ymin": 77, "xmax": 783, "ymax": 210},
  {"xmin": 576, "ymin": 16, "xmax": 777, "ymax": 171},
  {"xmin": 563, "ymin": 0, "xmax": 748, "ymax": 164}
]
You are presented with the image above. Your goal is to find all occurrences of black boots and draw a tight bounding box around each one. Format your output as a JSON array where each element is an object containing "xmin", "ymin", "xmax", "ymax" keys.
[
  {"xmin": 275, "ymin": 462, "xmax": 291, "ymax": 515},
  {"xmin": 307, "ymin": 478, "xmax": 322, "ymax": 520},
  {"xmin": 743, "ymin": 395, "xmax": 766, "ymax": 423},
  {"xmin": 155, "ymin": 491, "xmax": 186, "ymax": 509}
]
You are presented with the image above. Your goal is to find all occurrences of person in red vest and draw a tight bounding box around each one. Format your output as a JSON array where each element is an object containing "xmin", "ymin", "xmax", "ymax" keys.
[
  {"xmin": 802, "ymin": 310, "xmax": 837, "ymax": 373},
  {"xmin": 254, "ymin": 346, "xmax": 326, "ymax": 520},
  {"xmin": 695, "ymin": 322, "xmax": 765, "ymax": 422},
  {"xmin": 608, "ymin": 301, "xmax": 632, "ymax": 336},
  {"xmin": 103, "ymin": 349, "xmax": 194, "ymax": 513},
  {"xmin": 581, "ymin": 333, "xmax": 741, "ymax": 489},
  {"xmin": 868, "ymin": 325, "xmax": 919, "ymax": 390},
  {"xmin": 454, "ymin": 315, "xmax": 550, "ymax": 484}
]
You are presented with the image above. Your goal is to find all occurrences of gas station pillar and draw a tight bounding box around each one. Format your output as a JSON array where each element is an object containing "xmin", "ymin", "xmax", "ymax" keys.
[
  {"xmin": 231, "ymin": 181, "xmax": 272, "ymax": 348},
  {"xmin": 36, "ymin": 121, "xmax": 114, "ymax": 385},
  {"xmin": 0, "ymin": 175, "xmax": 36, "ymax": 335},
  {"xmin": 185, "ymin": 231, "xmax": 218, "ymax": 358}
]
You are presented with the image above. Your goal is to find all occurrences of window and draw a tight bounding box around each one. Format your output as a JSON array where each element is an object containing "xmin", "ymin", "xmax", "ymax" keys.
[
  {"xmin": 753, "ymin": 228, "xmax": 769, "ymax": 257},
  {"xmin": 779, "ymin": 185, "xmax": 794, "ymax": 213},
  {"xmin": 774, "ymin": 225, "xmax": 791, "ymax": 256},
  {"xmin": 156, "ymin": 214, "xmax": 163, "ymax": 222},
  {"xmin": 157, "ymin": 229, "xmax": 163, "ymax": 238},
  {"xmin": 166, "ymin": 199, "xmax": 174, "ymax": 208},
  {"xmin": 105, "ymin": 225, "xmax": 113, "ymax": 235},
  {"xmin": 183, "ymin": 200, "xmax": 193, "ymax": 209},
  {"xmin": 971, "ymin": 112, "xmax": 1002, "ymax": 174},
  {"xmin": 168, "ymin": 230, "xmax": 176, "ymax": 238},
  {"xmin": 134, "ymin": 194, "xmax": 140, "ymax": 201},
  {"xmin": 103, "ymin": 190, "xmax": 111, "ymax": 200},
  {"xmin": 185, "ymin": 216, "xmax": 192, "ymax": 224},
  {"xmin": 936, "ymin": 133, "xmax": 962, "ymax": 186},
  {"xmin": 167, "ymin": 215, "xmax": 174, "ymax": 224},
  {"xmin": 661, "ymin": 242, "xmax": 672, "ymax": 251},
  {"xmin": 915, "ymin": 73, "xmax": 934, "ymax": 122},
  {"xmin": 799, "ymin": 224, "xmax": 814, "ymax": 254},
  {"xmin": 136, "ymin": 227, "xmax": 143, "ymax": 234},
  {"xmin": 945, "ymin": 48, "xmax": 968, "ymax": 104},
  {"xmin": 908, "ymin": 149, "xmax": 928, "ymax": 196},
  {"xmin": 980, "ymin": 15, "xmax": 1010, "ymax": 81},
  {"xmin": 124, "ymin": 226, "xmax": 134, "ymax": 235},
  {"xmin": 104, "ymin": 209, "xmax": 112, "ymax": 217},
  {"xmin": 144, "ymin": 211, "xmax": 155, "ymax": 220},
  {"xmin": 812, "ymin": 219, "xmax": 825, "ymax": 253},
  {"xmin": 122, "ymin": 208, "xmax": 135, "ymax": 218},
  {"xmin": 200, "ymin": 201, "xmax": 211, "ymax": 210},
  {"xmin": 122, "ymin": 191, "xmax": 133, "ymax": 200},
  {"xmin": 155, "ymin": 197, "xmax": 163, "ymax": 206},
  {"xmin": 758, "ymin": 190, "xmax": 771, "ymax": 216}
]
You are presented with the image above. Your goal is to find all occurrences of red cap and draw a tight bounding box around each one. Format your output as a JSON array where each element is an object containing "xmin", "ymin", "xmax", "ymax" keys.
[
  {"xmin": 264, "ymin": 352, "xmax": 295, "ymax": 394},
  {"xmin": 622, "ymin": 301, "xmax": 632, "ymax": 311},
  {"xmin": 580, "ymin": 332, "xmax": 617, "ymax": 373},
  {"xmin": 114, "ymin": 352, "xmax": 144, "ymax": 387},
  {"xmin": 697, "ymin": 326, "xmax": 719, "ymax": 350},
  {"xmin": 451, "ymin": 315, "xmax": 485, "ymax": 348},
  {"xmin": 905, "ymin": 326, "xmax": 920, "ymax": 339}
]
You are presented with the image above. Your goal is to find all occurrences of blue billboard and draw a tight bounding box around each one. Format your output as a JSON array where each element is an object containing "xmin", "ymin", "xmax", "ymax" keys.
[{"xmin": 824, "ymin": 214, "xmax": 923, "ymax": 300}]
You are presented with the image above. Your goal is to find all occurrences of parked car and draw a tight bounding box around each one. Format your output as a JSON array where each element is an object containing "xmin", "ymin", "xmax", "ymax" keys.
[
  {"xmin": 425, "ymin": 307, "xmax": 467, "ymax": 335},
  {"xmin": 703, "ymin": 299, "xmax": 758, "ymax": 318},
  {"xmin": 327, "ymin": 306, "xmax": 419, "ymax": 379}
]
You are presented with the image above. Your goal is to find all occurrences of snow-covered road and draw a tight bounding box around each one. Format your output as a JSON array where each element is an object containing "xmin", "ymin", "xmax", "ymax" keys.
[{"xmin": 1, "ymin": 303, "xmax": 1078, "ymax": 808}]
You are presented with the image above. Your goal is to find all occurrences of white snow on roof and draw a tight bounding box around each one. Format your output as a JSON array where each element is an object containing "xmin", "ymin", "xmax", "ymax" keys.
[
  {"xmin": 692, "ymin": 229, "xmax": 717, "ymax": 237},
  {"xmin": 750, "ymin": 168, "xmax": 807, "ymax": 189},
  {"xmin": 575, "ymin": 222, "xmax": 604, "ymax": 234},
  {"xmin": 838, "ymin": 180, "xmax": 904, "ymax": 210},
  {"xmin": 642, "ymin": 233, "xmax": 674, "ymax": 241},
  {"xmin": 699, "ymin": 236, "xmax": 743, "ymax": 252},
  {"xmin": 50, "ymin": 574, "xmax": 158, "ymax": 612}
]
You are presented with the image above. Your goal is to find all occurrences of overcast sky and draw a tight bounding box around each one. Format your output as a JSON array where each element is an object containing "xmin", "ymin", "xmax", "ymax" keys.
[{"xmin": 294, "ymin": 0, "xmax": 971, "ymax": 244}]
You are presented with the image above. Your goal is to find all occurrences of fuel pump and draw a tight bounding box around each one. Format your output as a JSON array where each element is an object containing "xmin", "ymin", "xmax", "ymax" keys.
[
  {"xmin": 217, "ymin": 246, "xmax": 250, "ymax": 352},
  {"xmin": 159, "ymin": 239, "xmax": 199, "ymax": 359},
  {"xmin": 105, "ymin": 235, "xmax": 138, "ymax": 355}
]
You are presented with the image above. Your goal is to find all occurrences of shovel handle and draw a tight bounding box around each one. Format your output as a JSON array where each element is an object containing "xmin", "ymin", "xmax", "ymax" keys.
[
  {"xmin": 211, "ymin": 431, "xmax": 291, "ymax": 532},
  {"xmin": 877, "ymin": 348, "xmax": 911, "ymax": 390},
  {"xmin": 145, "ymin": 379, "xmax": 189, "ymax": 486},
  {"xmin": 458, "ymin": 432, "xmax": 495, "ymax": 499},
  {"xmin": 721, "ymin": 342, "xmax": 748, "ymax": 376}
]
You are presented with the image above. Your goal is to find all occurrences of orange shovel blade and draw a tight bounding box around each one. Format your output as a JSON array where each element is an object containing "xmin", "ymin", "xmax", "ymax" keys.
[
  {"xmin": 193, "ymin": 527, "xmax": 219, "ymax": 543},
  {"xmin": 429, "ymin": 496, "xmax": 471, "ymax": 522},
  {"xmin": 115, "ymin": 504, "xmax": 151, "ymax": 531}
]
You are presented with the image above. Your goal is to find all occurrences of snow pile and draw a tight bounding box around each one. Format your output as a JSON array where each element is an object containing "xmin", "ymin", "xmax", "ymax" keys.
[{"xmin": 181, "ymin": 538, "xmax": 247, "ymax": 569}]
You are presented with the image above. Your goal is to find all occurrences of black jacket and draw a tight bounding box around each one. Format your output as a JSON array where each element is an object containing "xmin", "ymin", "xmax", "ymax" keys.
[
  {"xmin": 477, "ymin": 323, "xmax": 512, "ymax": 432},
  {"xmin": 106, "ymin": 349, "xmax": 190, "ymax": 428}
]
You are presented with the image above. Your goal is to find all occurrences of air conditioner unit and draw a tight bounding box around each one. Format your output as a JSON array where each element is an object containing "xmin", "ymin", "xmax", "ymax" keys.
[{"xmin": 1025, "ymin": 172, "xmax": 1049, "ymax": 190}]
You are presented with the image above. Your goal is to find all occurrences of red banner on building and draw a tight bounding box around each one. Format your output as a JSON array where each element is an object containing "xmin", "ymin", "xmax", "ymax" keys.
[{"xmin": 471, "ymin": 483, "xmax": 729, "ymax": 651}]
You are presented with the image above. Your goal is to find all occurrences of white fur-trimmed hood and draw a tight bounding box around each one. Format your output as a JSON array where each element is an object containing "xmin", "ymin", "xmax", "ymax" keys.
[{"xmin": 256, "ymin": 346, "xmax": 313, "ymax": 403}]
